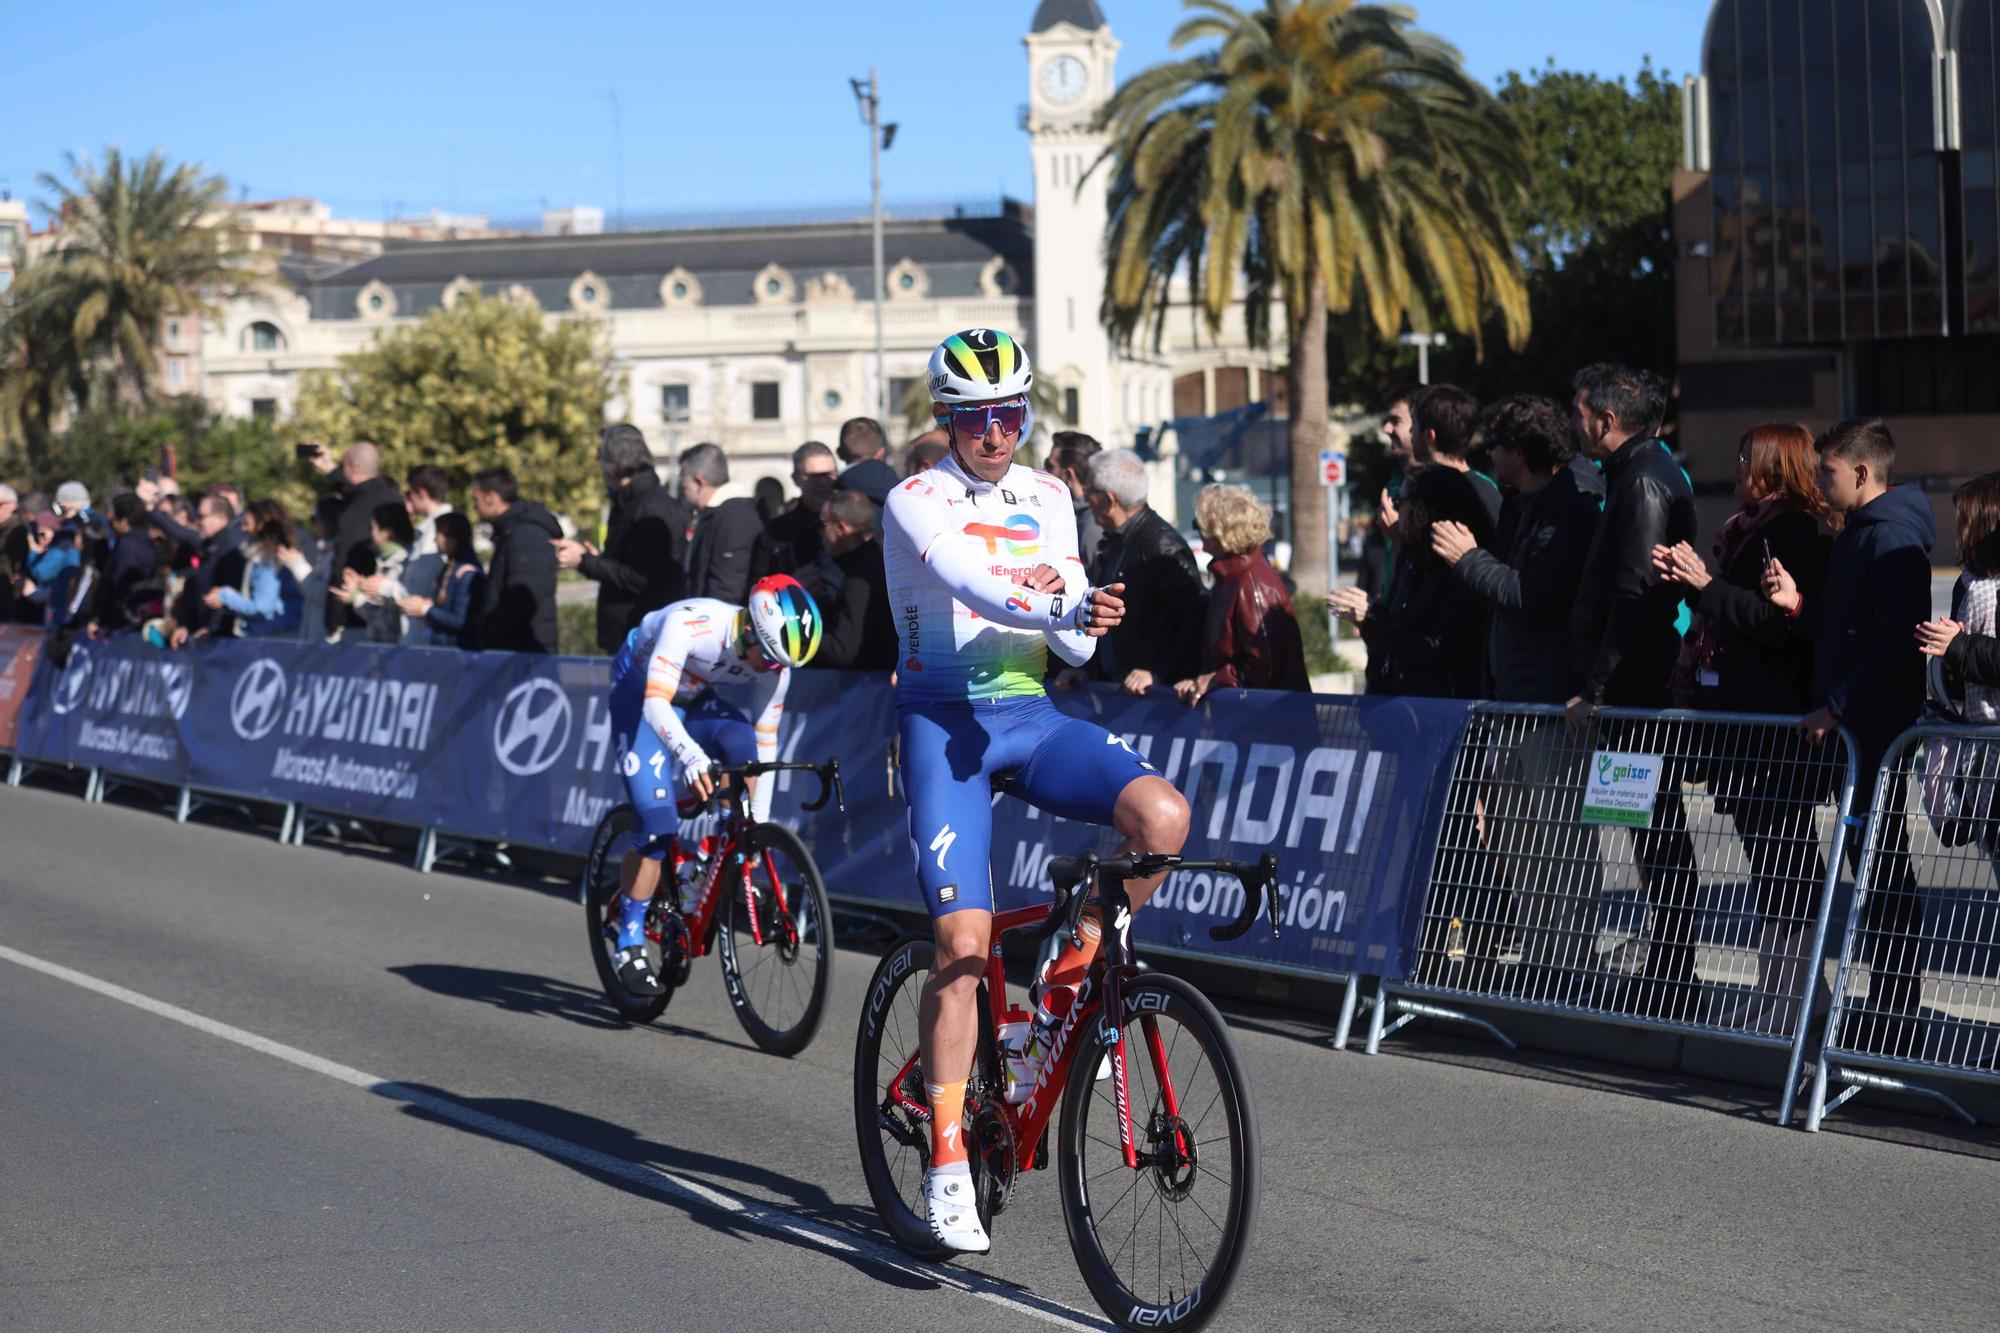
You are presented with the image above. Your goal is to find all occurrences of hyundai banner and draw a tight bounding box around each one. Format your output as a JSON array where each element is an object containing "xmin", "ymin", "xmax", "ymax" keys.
[
  {"xmin": 8, "ymin": 638, "xmax": 1469, "ymax": 982},
  {"xmin": 0, "ymin": 626, "xmax": 45, "ymax": 753}
]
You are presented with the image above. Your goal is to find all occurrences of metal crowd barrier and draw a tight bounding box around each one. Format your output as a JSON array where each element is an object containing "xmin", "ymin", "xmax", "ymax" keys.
[
  {"xmin": 1807, "ymin": 723, "xmax": 2000, "ymax": 1129},
  {"xmin": 1368, "ymin": 704, "xmax": 1858, "ymax": 1125}
]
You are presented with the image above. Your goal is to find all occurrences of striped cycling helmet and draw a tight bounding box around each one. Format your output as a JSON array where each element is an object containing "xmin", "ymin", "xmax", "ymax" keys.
[
  {"xmin": 746, "ymin": 574, "xmax": 822, "ymax": 668},
  {"xmin": 927, "ymin": 328, "xmax": 1034, "ymax": 402}
]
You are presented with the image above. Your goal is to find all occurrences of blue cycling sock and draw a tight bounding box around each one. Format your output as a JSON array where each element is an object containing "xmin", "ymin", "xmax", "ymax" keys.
[{"xmin": 617, "ymin": 891, "xmax": 653, "ymax": 951}]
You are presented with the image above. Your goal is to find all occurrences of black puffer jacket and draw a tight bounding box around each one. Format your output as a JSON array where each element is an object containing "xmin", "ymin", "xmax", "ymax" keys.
[
  {"xmin": 1363, "ymin": 464, "xmax": 1500, "ymax": 699},
  {"xmin": 1450, "ymin": 464, "xmax": 1601, "ymax": 703},
  {"xmin": 1804, "ymin": 484, "xmax": 1934, "ymax": 763},
  {"xmin": 479, "ymin": 500, "xmax": 562, "ymax": 653},
  {"xmin": 1570, "ymin": 438, "xmax": 1696, "ymax": 707},
  {"xmin": 579, "ymin": 470, "xmax": 688, "ymax": 651}
]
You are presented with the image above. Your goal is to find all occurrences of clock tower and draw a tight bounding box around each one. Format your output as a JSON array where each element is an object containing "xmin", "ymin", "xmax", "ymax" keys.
[{"xmin": 1025, "ymin": 0, "xmax": 1119, "ymax": 440}]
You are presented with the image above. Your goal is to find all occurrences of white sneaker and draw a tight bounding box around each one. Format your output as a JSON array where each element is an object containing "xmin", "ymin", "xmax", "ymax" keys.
[{"xmin": 924, "ymin": 1163, "xmax": 990, "ymax": 1254}]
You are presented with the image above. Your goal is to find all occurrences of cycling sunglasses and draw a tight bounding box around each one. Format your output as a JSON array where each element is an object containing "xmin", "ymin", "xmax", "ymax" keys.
[{"xmin": 945, "ymin": 397, "xmax": 1030, "ymax": 439}]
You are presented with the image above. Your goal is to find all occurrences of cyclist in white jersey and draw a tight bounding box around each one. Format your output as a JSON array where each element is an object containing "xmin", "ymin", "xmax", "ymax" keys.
[
  {"xmin": 882, "ymin": 328, "xmax": 1192, "ymax": 1253},
  {"xmin": 605, "ymin": 576, "xmax": 822, "ymax": 995}
]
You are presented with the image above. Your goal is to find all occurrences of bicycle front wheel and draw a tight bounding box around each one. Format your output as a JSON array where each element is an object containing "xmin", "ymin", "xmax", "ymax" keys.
[
  {"xmin": 1057, "ymin": 974, "xmax": 1259, "ymax": 1332},
  {"xmin": 717, "ymin": 821, "xmax": 833, "ymax": 1056}
]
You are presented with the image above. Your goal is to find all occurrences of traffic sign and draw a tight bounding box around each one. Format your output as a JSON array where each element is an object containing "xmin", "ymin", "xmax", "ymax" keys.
[{"xmin": 1319, "ymin": 450, "xmax": 1346, "ymax": 487}]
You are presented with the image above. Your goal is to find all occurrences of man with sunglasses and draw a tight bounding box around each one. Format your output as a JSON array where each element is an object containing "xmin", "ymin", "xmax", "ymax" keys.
[{"xmin": 881, "ymin": 327, "xmax": 1193, "ymax": 1255}]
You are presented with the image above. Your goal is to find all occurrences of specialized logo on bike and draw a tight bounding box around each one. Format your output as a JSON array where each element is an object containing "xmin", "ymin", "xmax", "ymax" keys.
[
  {"xmin": 493, "ymin": 678, "xmax": 573, "ymax": 776},
  {"xmin": 229, "ymin": 658, "xmax": 289, "ymax": 741},
  {"xmin": 961, "ymin": 514, "xmax": 1040, "ymax": 557}
]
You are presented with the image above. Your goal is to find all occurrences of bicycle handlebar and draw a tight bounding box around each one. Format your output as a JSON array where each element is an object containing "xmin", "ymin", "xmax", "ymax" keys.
[
  {"xmin": 1027, "ymin": 848, "xmax": 1284, "ymax": 946},
  {"xmin": 703, "ymin": 758, "xmax": 846, "ymax": 814}
]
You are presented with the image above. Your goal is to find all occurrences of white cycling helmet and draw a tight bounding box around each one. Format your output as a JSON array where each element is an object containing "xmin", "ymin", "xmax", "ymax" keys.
[{"xmin": 927, "ymin": 328, "xmax": 1034, "ymax": 403}]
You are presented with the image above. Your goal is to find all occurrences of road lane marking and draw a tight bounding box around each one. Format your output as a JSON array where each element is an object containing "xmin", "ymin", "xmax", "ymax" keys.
[{"xmin": 0, "ymin": 942, "xmax": 1106, "ymax": 1333}]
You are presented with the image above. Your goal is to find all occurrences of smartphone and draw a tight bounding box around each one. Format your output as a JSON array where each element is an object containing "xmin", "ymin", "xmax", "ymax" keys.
[
  {"xmin": 1761, "ymin": 538, "xmax": 1774, "ymax": 567},
  {"xmin": 295, "ymin": 442, "xmax": 320, "ymax": 461}
]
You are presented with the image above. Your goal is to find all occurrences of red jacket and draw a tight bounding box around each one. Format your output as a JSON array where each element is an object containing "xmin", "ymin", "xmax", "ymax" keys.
[{"xmin": 1203, "ymin": 550, "xmax": 1308, "ymax": 692}]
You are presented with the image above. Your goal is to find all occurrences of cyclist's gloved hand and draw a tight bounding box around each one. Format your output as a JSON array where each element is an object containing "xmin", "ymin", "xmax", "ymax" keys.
[{"xmin": 671, "ymin": 741, "xmax": 715, "ymax": 797}]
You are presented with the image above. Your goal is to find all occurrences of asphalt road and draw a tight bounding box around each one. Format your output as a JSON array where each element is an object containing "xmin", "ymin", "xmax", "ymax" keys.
[{"xmin": 1, "ymin": 783, "xmax": 1994, "ymax": 1332}]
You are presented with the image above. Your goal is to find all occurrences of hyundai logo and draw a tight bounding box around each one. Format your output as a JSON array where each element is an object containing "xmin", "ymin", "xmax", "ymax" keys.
[
  {"xmin": 51, "ymin": 647, "xmax": 92, "ymax": 716},
  {"xmin": 493, "ymin": 678, "xmax": 572, "ymax": 776},
  {"xmin": 230, "ymin": 658, "xmax": 289, "ymax": 740},
  {"xmin": 160, "ymin": 660, "xmax": 193, "ymax": 721}
]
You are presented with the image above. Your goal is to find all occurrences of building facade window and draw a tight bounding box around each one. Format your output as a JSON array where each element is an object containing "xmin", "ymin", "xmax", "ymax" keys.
[
  {"xmin": 1705, "ymin": 0, "xmax": 1943, "ymax": 346},
  {"xmin": 888, "ymin": 376, "xmax": 921, "ymax": 414},
  {"xmin": 168, "ymin": 361, "xmax": 184, "ymax": 387},
  {"xmin": 661, "ymin": 384, "xmax": 691, "ymax": 422},
  {"xmin": 1960, "ymin": 0, "xmax": 2000, "ymax": 331},
  {"xmin": 250, "ymin": 397, "xmax": 278, "ymax": 422},
  {"xmin": 1063, "ymin": 387, "xmax": 1080, "ymax": 425},
  {"xmin": 245, "ymin": 321, "xmax": 285, "ymax": 352},
  {"xmin": 167, "ymin": 320, "xmax": 182, "ymax": 347},
  {"xmin": 751, "ymin": 381, "xmax": 781, "ymax": 420}
]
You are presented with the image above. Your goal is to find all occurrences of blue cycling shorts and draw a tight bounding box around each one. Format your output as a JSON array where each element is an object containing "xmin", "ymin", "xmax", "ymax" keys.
[
  {"xmin": 610, "ymin": 661, "xmax": 755, "ymax": 857},
  {"xmin": 898, "ymin": 694, "xmax": 1158, "ymax": 918}
]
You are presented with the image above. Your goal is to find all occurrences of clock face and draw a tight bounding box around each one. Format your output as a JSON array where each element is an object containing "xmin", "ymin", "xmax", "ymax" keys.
[{"xmin": 1040, "ymin": 55, "xmax": 1089, "ymax": 106}]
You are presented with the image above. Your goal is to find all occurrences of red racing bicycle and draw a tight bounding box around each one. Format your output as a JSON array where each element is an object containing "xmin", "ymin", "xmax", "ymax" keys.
[
  {"xmin": 854, "ymin": 847, "xmax": 1282, "ymax": 1331},
  {"xmin": 584, "ymin": 758, "xmax": 842, "ymax": 1056}
]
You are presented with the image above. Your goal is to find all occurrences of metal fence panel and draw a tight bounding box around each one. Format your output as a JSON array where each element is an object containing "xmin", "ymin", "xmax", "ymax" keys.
[
  {"xmin": 1808, "ymin": 724, "xmax": 2000, "ymax": 1129},
  {"xmin": 1373, "ymin": 704, "xmax": 1857, "ymax": 1124}
]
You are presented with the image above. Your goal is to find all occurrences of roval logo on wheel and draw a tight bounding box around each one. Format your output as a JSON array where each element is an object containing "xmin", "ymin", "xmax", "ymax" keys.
[
  {"xmin": 492, "ymin": 678, "xmax": 572, "ymax": 776},
  {"xmin": 229, "ymin": 658, "xmax": 288, "ymax": 741},
  {"xmin": 51, "ymin": 647, "xmax": 92, "ymax": 716}
]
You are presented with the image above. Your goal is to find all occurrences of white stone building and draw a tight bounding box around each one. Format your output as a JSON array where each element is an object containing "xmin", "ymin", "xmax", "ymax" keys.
[{"xmin": 198, "ymin": 0, "xmax": 1279, "ymax": 488}]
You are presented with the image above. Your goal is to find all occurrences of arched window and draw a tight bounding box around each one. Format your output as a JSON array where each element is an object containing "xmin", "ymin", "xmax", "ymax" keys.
[
  {"xmin": 243, "ymin": 320, "xmax": 286, "ymax": 352},
  {"xmin": 1705, "ymin": 0, "xmax": 1943, "ymax": 344}
]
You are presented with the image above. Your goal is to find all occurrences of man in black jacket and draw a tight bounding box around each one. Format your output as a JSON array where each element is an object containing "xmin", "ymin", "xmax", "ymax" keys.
[
  {"xmin": 679, "ymin": 442, "xmax": 763, "ymax": 604},
  {"xmin": 1433, "ymin": 393, "xmax": 1605, "ymax": 989},
  {"xmin": 94, "ymin": 492, "xmax": 161, "ymax": 634},
  {"xmin": 1330, "ymin": 384, "xmax": 1497, "ymax": 698},
  {"xmin": 1565, "ymin": 363, "xmax": 1700, "ymax": 1015},
  {"xmin": 761, "ymin": 441, "xmax": 838, "ymax": 587},
  {"xmin": 835, "ymin": 417, "xmax": 899, "ymax": 507},
  {"xmin": 306, "ymin": 441, "xmax": 403, "ymax": 631},
  {"xmin": 1073, "ymin": 447, "xmax": 1205, "ymax": 694},
  {"xmin": 155, "ymin": 491, "xmax": 248, "ymax": 645},
  {"xmin": 554, "ymin": 424, "xmax": 689, "ymax": 651},
  {"xmin": 472, "ymin": 467, "xmax": 561, "ymax": 653},
  {"xmin": 811, "ymin": 489, "xmax": 897, "ymax": 671},
  {"xmin": 1768, "ymin": 418, "xmax": 1934, "ymax": 1041}
]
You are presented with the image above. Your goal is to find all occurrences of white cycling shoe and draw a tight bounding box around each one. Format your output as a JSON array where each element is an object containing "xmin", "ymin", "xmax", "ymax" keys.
[{"xmin": 924, "ymin": 1162, "xmax": 990, "ymax": 1254}]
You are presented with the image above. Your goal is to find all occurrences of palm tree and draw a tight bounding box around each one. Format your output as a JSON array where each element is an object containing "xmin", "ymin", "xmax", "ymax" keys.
[
  {"xmin": 31, "ymin": 147, "xmax": 260, "ymax": 407},
  {"xmin": 1096, "ymin": 0, "xmax": 1531, "ymax": 592}
]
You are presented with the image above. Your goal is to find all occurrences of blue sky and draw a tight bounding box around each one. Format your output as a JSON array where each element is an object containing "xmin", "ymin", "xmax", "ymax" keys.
[{"xmin": 6, "ymin": 0, "xmax": 1710, "ymax": 223}]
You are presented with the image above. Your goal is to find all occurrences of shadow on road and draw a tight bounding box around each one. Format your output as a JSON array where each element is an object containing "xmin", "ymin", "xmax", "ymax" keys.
[
  {"xmin": 387, "ymin": 963, "xmax": 758, "ymax": 1052},
  {"xmin": 380, "ymin": 1082, "xmax": 1101, "ymax": 1324}
]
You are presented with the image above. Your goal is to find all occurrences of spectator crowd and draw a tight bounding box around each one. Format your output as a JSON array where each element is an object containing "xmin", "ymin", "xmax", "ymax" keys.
[{"xmin": 0, "ymin": 414, "xmax": 1309, "ymax": 708}]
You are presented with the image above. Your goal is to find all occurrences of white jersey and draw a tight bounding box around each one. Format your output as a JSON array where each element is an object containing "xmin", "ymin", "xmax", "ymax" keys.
[
  {"xmin": 625, "ymin": 598, "xmax": 788, "ymax": 816},
  {"xmin": 881, "ymin": 452, "xmax": 1096, "ymax": 702}
]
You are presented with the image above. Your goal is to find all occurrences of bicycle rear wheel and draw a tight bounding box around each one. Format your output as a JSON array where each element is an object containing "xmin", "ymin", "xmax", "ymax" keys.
[
  {"xmin": 581, "ymin": 806, "xmax": 676, "ymax": 1024},
  {"xmin": 719, "ymin": 821, "xmax": 833, "ymax": 1056},
  {"xmin": 1056, "ymin": 973, "xmax": 1258, "ymax": 1332}
]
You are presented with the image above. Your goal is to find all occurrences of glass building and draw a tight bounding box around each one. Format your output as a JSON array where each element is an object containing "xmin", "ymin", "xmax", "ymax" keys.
[{"xmin": 1678, "ymin": 0, "xmax": 1998, "ymax": 495}]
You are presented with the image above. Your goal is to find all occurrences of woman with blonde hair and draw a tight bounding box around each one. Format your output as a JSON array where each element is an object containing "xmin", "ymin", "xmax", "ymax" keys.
[{"xmin": 1174, "ymin": 484, "xmax": 1307, "ymax": 707}]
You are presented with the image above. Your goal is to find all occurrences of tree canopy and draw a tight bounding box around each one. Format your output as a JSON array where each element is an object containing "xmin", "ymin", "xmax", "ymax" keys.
[
  {"xmin": 1096, "ymin": 0, "xmax": 1531, "ymax": 590},
  {"xmin": 290, "ymin": 291, "xmax": 620, "ymax": 526}
]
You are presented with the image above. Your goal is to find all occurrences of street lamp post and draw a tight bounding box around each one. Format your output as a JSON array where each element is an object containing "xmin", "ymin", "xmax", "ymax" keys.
[
  {"xmin": 1396, "ymin": 330, "xmax": 1447, "ymax": 385},
  {"xmin": 850, "ymin": 70, "xmax": 896, "ymax": 428}
]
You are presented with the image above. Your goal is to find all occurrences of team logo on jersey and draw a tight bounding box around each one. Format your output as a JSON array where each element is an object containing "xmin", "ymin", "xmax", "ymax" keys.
[
  {"xmin": 1005, "ymin": 595, "xmax": 1033, "ymax": 614},
  {"xmin": 962, "ymin": 513, "xmax": 1040, "ymax": 557}
]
